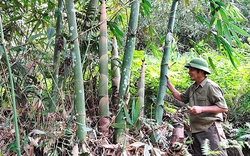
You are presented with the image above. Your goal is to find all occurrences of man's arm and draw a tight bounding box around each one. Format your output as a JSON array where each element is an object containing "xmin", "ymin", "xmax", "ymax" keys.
[
  {"xmin": 190, "ymin": 105, "xmax": 228, "ymax": 115},
  {"xmin": 166, "ymin": 75, "xmax": 182, "ymax": 102}
]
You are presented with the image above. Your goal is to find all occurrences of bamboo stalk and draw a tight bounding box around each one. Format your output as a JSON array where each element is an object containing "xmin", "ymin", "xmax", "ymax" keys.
[
  {"xmin": 155, "ymin": 0, "xmax": 179, "ymax": 124},
  {"xmin": 51, "ymin": 0, "xmax": 63, "ymax": 112},
  {"xmin": 0, "ymin": 15, "xmax": 21, "ymax": 156},
  {"xmin": 65, "ymin": 0, "xmax": 86, "ymax": 142},
  {"xmin": 115, "ymin": 0, "xmax": 140, "ymax": 144}
]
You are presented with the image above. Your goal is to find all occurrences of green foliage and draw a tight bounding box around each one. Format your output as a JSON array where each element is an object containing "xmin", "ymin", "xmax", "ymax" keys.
[
  {"xmin": 124, "ymin": 98, "xmax": 141, "ymax": 130},
  {"xmin": 209, "ymin": 51, "xmax": 250, "ymax": 115},
  {"xmin": 5, "ymin": 141, "xmax": 19, "ymax": 154},
  {"xmin": 109, "ymin": 22, "xmax": 124, "ymax": 46},
  {"xmin": 201, "ymin": 139, "xmax": 222, "ymax": 155},
  {"xmin": 1, "ymin": 0, "xmax": 250, "ymax": 155},
  {"xmin": 237, "ymin": 123, "xmax": 250, "ymax": 140},
  {"xmin": 224, "ymin": 122, "xmax": 250, "ymax": 154},
  {"xmin": 140, "ymin": 0, "xmax": 152, "ymax": 17}
]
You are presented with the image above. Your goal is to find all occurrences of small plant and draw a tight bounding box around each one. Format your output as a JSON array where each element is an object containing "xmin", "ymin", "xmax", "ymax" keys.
[
  {"xmin": 201, "ymin": 139, "xmax": 222, "ymax": 155},
  {"xmin": 237, "ymin": 122, "xmax": 250, "ymax": 140},
  {"xmin": 124, "ymin": 97, "xmax": 141, "ymax": 130}
]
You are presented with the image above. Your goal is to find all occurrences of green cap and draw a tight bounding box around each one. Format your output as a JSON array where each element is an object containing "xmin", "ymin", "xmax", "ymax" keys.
[{"xmin": 185, "ymin": 58, "xmax": 211, "ymax": 74}]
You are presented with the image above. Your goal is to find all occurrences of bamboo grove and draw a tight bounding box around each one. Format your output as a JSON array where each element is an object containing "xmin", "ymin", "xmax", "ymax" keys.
[{"xmin": 0, "ymin": 0, "xmax": 249, "ymax": 155}]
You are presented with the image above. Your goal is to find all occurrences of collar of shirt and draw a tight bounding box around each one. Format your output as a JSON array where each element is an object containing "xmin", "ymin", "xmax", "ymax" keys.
[{"xmin": 191, "ymin": 77, "xmax": 208, "ymax": 89}]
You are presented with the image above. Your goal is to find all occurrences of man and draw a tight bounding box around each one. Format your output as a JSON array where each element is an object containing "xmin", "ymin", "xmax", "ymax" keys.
[{"xmin": 166, "ymin": 58, "xmax": 228, "ymax": 156}]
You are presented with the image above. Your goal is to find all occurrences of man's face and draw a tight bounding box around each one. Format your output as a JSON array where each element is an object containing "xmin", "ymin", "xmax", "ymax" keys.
[{"xmin": 188, "ymin": 67, "xmax": 202, "ymax": 81}]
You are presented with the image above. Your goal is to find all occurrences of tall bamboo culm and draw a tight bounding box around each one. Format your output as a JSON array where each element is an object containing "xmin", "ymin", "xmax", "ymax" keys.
[
  {"xmin": 51, "ymin": 0, "xmax": 63, "ymax": 112},
  {"xmin": 115, "ymin": 0, "xmax": 140, "ymax": 144},
  {"xmin": 155, "ymin": 0, "xmax": 179, "ymax": 125},
  {"xmin": 65, "ymin": 0, "xmax": 86, "ymax": 142}
]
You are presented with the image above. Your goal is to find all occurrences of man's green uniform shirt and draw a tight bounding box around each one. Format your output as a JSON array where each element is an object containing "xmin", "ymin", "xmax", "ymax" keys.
[{"xmin": 180, "ymin": 78, "xmax": 228, "ymax": 133}]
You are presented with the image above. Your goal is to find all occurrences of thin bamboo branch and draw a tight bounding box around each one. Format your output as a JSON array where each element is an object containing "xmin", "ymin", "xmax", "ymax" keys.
[{"xmin": 0, "ymin": 15, "xmax": 21, "ymax": 156}]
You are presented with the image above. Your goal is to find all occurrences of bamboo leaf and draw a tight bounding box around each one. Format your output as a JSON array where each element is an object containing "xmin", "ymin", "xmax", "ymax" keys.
[
  {"xmin": 219, "ymin": 9, "xmax": 229, "ymax": 24},
  {"xmin": 124, "ymin": 106, "xmax": 133, "ymax": 125},
  {"xmin": 229, "ymin": 5, "xmax": 246, "ymax": 22},
  {"xmin": 47, "ymin": 27, "xmax": 56, "ymax": 40},
  {"xmin": 208, "ymin": 57, "xmax": 216, "ymax": 70},
  {"xmin": 28, "ymin": 33, "xmax": 44, "ymax": 42},
  {"xmin": 142, "ymin": 0, "xmax": 151, "ymax": 7},
  {"xmin": 214, "ymin": 1, "xmax": 226, "ymax": 7},
  {"xmin": 109, "ymin": 22, "xmax": 124, "ymax": 47},
  {"xmin": 132, "ymin": 99, "xmax": 140, "ymax": 125},
  {"xmin": 13, "ymin": 0, "xmax": 23, "ymax": 8},
  {"xmin": 194, "ymin": 41, "xmax": 206, "ymax": 53},
  {"xmin": 140, "ymin": 2, "xmax": 150, "ymax": 16},
  {"xmin": 219, "ymin": 36, "xmax": 237, "ymax": 69},
  {"xmin": 160, "ymin": 36, "xmax": 166, "ymax": 45},
  {"xmin": 28, "ymin": 129, "xmax": 46, "ymax": 135},
  {"xmin": 219, "ymin": 36, "xmax": 232, "ymax": 53},
  {"xmin": 223, "ymin": 24, "xmax": 232, "ymax": 45},
  {"xmin": 216, "ymin": 19, "xmax": 222, "ymax": 36},
  {"xmin": 213, "ymin": 33, "xmax": 221, "ymax": 49},
  {"xmin": 209, "ymin": 16, "xmax": 216, "ymax": 28},
  {"xmin": 151, "ymin": 43, "xmax": 162, "ymax": 57},
  {"xmin": 10, "ymin": 16, "xmax": 22, "ymax": 21},
  {"xmin": 195, "ymin": 15, "xmax": 209, "ymax": 27},
  {"xmin": 111, "ymin": 23, "xmax": 124, "ymax": 37},
  {"xmin": 149, "ymin": 25, "xmax": 154, "ymax": 39},
  {"xmin": 239, "ymin": 134, "xmax": 250, "ymax": 140},
  {"xmin": 141, "ymin": 0, "xmax": 151, "ymax": 16},
  {"xmin": 31, "ymin": 21, "xmax": 41, "ymax": 35},
  {"xmin": 206, "ymin": 30, "xmax": 212, "ymax": 41},
  {"xmin": 231, "ymin": 30, "xmax": 241, "ymax": 45},
  {"xmin": 229, "ymin": 24, "xmax": 250, "ymax": 37}
]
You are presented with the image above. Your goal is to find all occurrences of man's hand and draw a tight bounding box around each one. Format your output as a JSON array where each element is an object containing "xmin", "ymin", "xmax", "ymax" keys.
[
  {"xmin": 190, "ymin": 105, "xmax": 228, "ymax": 114},
  {"xmin": 165, "ymin": 75, "xmax": 183, "ymax": 102},
  {"xmin": 189, "ymin": 106, "xmax": 203, "ymax": 115},
  {"xmin": 165, "ymin": 75, "xmax": 171, "ymax": 87}
]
